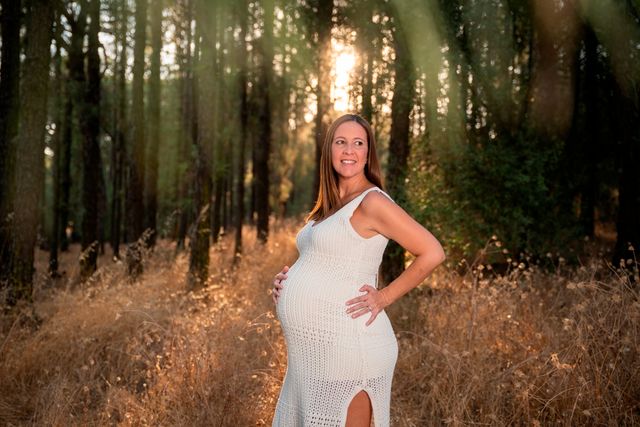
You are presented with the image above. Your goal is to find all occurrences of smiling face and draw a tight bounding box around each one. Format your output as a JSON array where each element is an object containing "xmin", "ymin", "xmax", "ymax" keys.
[
  {"xmin": 306, "ymin": 114, "xmax": 383, "ymax": 222},
  {"xmin": 331, "ymin": 121, "xmax": 369, "ymax": 181}
]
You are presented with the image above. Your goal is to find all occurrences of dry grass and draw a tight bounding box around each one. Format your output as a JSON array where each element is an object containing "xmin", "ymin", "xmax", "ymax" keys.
[{"xmin": 0, "ymin": 221, "xmax": 638, "ymax": 426}]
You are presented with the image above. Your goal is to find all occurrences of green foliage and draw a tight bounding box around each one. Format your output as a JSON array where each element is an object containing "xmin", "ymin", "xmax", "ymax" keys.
[
  {"xmin": 410, "ymin": 126, "xmax": 582, "ymax": 262},
  {"xmin": 460, "ymin": 129, "xmax": 573, "ymax": 255},
  {"xmin": 408, "ymin": 145, "xmax": 478, "ymax": 262}
]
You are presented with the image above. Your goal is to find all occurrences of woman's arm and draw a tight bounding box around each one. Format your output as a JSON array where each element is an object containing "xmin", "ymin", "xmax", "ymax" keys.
[{"xmin": 345, "ymin": 191, "xmax": 445, "ymax": 324}]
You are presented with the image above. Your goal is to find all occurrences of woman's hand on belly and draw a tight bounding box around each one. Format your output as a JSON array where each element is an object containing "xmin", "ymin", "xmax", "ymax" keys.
[
  {"xmin": 272, "ymin": 265, "xmax": 289, "ymax": 305},
  {"xmin": 344, "ymin": 284, "xmax": 392, "ymax": 326}
]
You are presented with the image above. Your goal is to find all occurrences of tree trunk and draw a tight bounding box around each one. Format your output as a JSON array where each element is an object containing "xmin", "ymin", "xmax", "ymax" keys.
[
  {"xmin": 233, "ymin": 0, "xmax": 248, "ymax": 262},
  {"xmin": 188, "ymin": 0, "xmax": 215, "ymax": 288},
  {"xmin": 223, "ymin": 173, "xmax": 230, "ymax": 233},
  {"xmin": 96, "ymin": 139, "xmax": 108, "ymax": 257},
  {"xmin": 362, "ymin": 50, "xmax": 374, "ymax": 123},
  {"xmin": 60, "ymin": 94, "xmax": 73, "ymax": 253},
  {"xmin": 79, "ymin": 0, "xmax": 102, "ymax": 280},
  {"xmin": 126, "ymin": 0, "xmax": 148, "ymax": 278},
  {"xmin": 255, "ymin": 0, "xmax": 274, "ymax": 243},
  {"xmin": 212, "ymin": 169, "xmax": 223, "ymax": 243},
  {"xmin": 312, "ymin": 0, "xmax": 333, "ymax": 203},
  {"xmin": 354, "ymin": 2, "xmax": 374, "ymax": 122},
  {"xmin": 67, "ymin": 3, "xmax": 88, "ymax": 265},
  {"xmin": 111, "ymin": 0, "xmax": 128, "ymax": 259},
  {"xmin": 176, "ymin": 0, "xmax": 195, "ymax": 253},
  {"xmin": 211, "ymin": 10, "xmax": 225, "ymax": 244},
  {"xmin": 0, "ymin": 0, "xmax": 21, "ymax": 287},
  {"xmin": 250, "ymin": 97, "xmax": 257, "ymax": 225},
  {"xmin": 381, "ymin": 9, "xmax": 414, "ymax": 286},
  {"xmin": 579, "ymin": 27, "xmax": 598, "ymax": 237},
  {"xmin": 145, "ymin": 0, "xmax": 163, "ymax": 246},
  {"xmin": 50, "ymin": 9, "xmax": 64, "ymax": 277},
  {"xmin": 8, "ymin": 0, "xmax": 54, "ymax": 304}
]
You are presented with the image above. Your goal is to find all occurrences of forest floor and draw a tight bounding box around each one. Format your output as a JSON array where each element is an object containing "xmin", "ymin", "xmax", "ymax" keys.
[{"xmin": 0, "ymin": 220, "xmax": 638, "ymax": 426}]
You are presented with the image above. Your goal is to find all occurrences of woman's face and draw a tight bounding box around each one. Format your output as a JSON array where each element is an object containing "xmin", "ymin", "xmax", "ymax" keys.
[{"xmin": 331, "ymin": 121, "xmax": 369, "ymax": 180}]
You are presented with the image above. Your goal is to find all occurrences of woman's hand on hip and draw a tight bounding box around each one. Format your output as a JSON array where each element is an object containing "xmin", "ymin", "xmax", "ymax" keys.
[
  {"xmin": 345, "ymin": 284, "xmax": 392, "ymax": 326},
  {"xmin": 272, "ymin": 265, "xmax": 289, "ymax": 305}
]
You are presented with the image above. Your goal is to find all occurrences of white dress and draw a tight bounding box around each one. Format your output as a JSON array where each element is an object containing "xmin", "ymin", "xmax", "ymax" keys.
[{"xmin": 273, "ymin": 186, "xmax": 398, "ymax": 427}]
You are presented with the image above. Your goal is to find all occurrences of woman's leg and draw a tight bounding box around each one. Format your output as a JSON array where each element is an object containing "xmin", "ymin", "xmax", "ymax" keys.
[{"xmin": 345, "ymin": 390, "xmax": 372, "ymax": 427}]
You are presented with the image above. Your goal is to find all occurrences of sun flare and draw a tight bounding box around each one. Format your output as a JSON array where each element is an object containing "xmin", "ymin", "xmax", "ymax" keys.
[{"xmin": 332, "ymin": 41, "xmax": 356, "ymax": 112}]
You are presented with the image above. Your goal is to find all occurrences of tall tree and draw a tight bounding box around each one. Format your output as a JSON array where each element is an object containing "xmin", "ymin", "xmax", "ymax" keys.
[
  {"xmin": 309, "ymin": 0, "xmax": 333, "ymax": 202},
  {"xmin": 110, "ymin": 0, "xmax": 128, "ymax": 259},
  {"xmin": 0, "ymin": 0, "xmax": 22, "ymax": 287},
  {"xmin": 79, "ymin": 0, "xmax": 102, "ymax": 279},
  {"xmin": 233, "ymin": 0, "xmax": 249, "ymax": 261},
  {"xmin": 59, "ymin": 88, "xmax": 73, "ymax": 255},
  {"xmin": 8, "ymin": 0, "xmax": 54, "ymax": 303},
  {"xmin": 381, "ymin": 4, "xmax": 415, "ymax": 286},
  {"xmin": 175, "ymin": 0, "xmax": 196, "ymax": 253},
  {"xmin": 50, "ymin": 7, "xmax": 65, "ymax": 276},
  {"xmin": 126, "ymin": 0, "xmax": 148, "ymax": 277},
  {"xmin": 145, "ymin": 0, "xmax": 163, "ymax": 246},
  {"xmin": 255, "ymin": 0, "xmax": 274, "ymax": 243},
  {"xmin": 65, "ymin": 2, "xmax": 93, "ymax": 265},
  {"xmin": 188, "ymin": 0, "xmax": 215, "ymax": 287},
  {"xmin": 578, "ymin": 26, "xmax": 599, "ymax": 237},
  {"xmin": 359, "ymin": 16, "xmax": 375, "ymax": 123},
  {"xmin": 211, "ymin": 8, "xmax": 226, "ymax": 244},
  {"xmin": 348, "ymin": 0, "xmax": 377, "ymax": 122}
]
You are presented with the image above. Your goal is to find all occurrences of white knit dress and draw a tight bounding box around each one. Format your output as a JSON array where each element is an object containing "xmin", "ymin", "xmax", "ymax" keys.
[{"xmin": 273, "ymin": 187, "xmax": 398, "ymax": 427}]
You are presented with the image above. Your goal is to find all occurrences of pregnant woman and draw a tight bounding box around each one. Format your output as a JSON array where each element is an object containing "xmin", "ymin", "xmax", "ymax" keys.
[{"xmin": 271, "ymin": 114, "xmax": 446, "ymax": 426}]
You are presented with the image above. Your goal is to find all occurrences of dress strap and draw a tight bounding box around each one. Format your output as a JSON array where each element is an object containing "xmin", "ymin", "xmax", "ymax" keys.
[{"xmin": 342, "ymin": 186, "xmax": 395, "ymax": 218}]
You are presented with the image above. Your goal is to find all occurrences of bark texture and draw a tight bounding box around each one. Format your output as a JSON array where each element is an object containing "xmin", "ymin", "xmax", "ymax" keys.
[{"xmin": 8, "ymin": 0, "xmax": 54, "ymax": 303}]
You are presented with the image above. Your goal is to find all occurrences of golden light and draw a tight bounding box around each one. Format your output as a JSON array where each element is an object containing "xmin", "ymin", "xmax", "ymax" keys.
[{"xmin": 332, "ymin": 41, "xmax": 356, "ymax": 112}]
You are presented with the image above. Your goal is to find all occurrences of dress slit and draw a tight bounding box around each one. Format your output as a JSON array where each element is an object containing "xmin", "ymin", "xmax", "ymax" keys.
[{"xmin": 341, "ymin": 388, "xmax": 376, "ymax": 427}]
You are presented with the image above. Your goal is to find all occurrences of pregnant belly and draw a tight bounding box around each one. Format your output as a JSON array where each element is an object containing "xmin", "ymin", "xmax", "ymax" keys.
[
  {"xmin": 275, "ymin": 260, "xmax": 348, "ymax": 327},
  {"xmin": 275, "ymin": 259, "xmax": 394, "ymax": 339}
]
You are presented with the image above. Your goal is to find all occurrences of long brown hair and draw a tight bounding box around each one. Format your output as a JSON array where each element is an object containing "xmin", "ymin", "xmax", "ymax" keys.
[{"xmin": 306, "ymin": 114, "xmax": 384, "ymax": 223}]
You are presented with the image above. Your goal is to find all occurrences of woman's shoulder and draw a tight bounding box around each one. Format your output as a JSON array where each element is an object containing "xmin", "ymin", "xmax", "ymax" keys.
[{"xmin": 360, "ymin": 188, "xmax": 396, "ymax": 214}]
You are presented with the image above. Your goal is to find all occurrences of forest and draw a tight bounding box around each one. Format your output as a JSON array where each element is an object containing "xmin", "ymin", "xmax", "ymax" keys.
[{"xmin": 0, "ymin": 0, "xmax": 639, "ymax": 425}]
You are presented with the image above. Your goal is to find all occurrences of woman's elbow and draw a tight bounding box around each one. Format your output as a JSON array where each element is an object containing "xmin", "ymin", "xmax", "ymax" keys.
[
  {"xmin": 420, "ymin": 247, "xmax": 445, "ymax": 268},
  {"xmin": 429, "ymin": 242, "xmax": 446, "ymax": 266}
]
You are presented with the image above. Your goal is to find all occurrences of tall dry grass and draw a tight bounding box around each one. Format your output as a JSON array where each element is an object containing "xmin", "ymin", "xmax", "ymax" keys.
[
  {"xmin": 389, "ymin": 240, "xmax": 639, "ymax": 426},
  {"xmin": 0, "ymin": 221, "xmax": 638, "ymax": 426}
]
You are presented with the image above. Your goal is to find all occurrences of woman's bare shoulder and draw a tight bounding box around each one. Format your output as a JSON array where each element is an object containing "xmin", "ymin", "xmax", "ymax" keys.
[{"xmin": 360, "ymin": 190, "xmax": 398, "ymax": 218}]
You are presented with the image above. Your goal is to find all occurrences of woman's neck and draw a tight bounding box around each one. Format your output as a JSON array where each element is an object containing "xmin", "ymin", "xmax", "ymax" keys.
[{"xmin": 337, "ymin": 175, "xmax": 372, "ymax": 199}]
